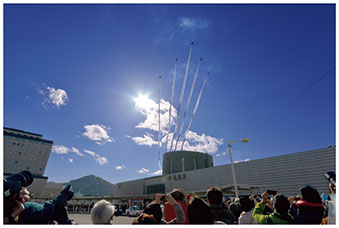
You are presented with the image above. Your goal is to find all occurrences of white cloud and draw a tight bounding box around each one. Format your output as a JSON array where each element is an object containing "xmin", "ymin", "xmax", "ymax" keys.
[
  {"xmin": 52, "ymin": 145, "xmax": 83, "ymax": 156},
  {"xmin": 131, "ymin": 97, "xmax": 223, "ymax": 153},
  {"xmin": 127, "ymin": 133, "xmax": 159, "ymax": 147},
  {"xmin": 234, "ymin": 158, "xmax": 251, "ymax": 163},
  {"xmin": 115, "ymin": 165, "xmax": 126, "ymax": 170},
  {"xmin": 68, "ymin": 158, "xmax": 73, "ymax": 163},
  {"xmin": 84, "ymin": 149, "xmax": 108, "ymax": 165},
  {"xmin": 178, "ymin": 17, "xmax": 210, "ymax": 31},
  {"xmin": 134, "ymin": 98, "xmax": 177, "ymax": 133},
  {"xmin": 148, "ymin": 169, "xmax": 162, "ymax": 176},
  {"xmin": 84, "ymin": 149, "xmax": 96, "ymax": 157},
  {"xmin": 95, "ymin": 156, "xmax": 108, "ymax": 165},
  {"xmin": 71, "ymin": 147, "xmax": 84, "ymax": 157},
  {"xmin": 137, "ymin": 168, "xmax": 150, "ymax": 174},
  {"xmin": 37, "ymin": 85, "xmax": 69, "ymax": 109},
  {"xmin": 216, "ymin": 152, "xmax": 227, "ymax": 157},
  {"xmin": 180, "ymin": 130, "xmax": 223, "ymax": 154},
  {"xmin": 83, "ymin": 124, "xmax": 114, "ymax": 145}
]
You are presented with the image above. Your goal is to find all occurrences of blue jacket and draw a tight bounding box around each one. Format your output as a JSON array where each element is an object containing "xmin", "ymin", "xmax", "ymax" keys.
[{"xmin": 18, "ymin": 201, "xmax": 54, "ymax": 224}]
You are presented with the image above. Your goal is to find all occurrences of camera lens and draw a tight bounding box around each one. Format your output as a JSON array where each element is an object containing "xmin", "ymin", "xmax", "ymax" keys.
[{"xmin": 7, "ymin": 170, "xmax": 33, "ymax": 187}]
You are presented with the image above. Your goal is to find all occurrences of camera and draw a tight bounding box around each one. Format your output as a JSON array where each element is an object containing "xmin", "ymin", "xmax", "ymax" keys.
[
  {"xmin": 266, "ymin": 190, "xmax": 278, "ymax": 195},
  {"xmin": 160, "ymin": 194, "xmax": 167, "ymax": 202},
  {"xmin": 324, "ymin": 171, "xmax": 336, "ymax": 187},
  {"xmin": 4, "ymin": 170, "xmax": 33, "ymax": 197}
]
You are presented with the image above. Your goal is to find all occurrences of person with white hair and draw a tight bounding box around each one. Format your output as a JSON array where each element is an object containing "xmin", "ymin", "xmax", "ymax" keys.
[{"xmin": 91, "ymin": 200, "xmax": 115, "ymax": 224}]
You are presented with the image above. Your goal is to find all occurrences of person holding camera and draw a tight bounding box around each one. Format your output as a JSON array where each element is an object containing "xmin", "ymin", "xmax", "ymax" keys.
[
  {"xmin": 132, "ymin": 193, "xmax": 185, "ymax": 224},
  {"xmin": 252, "ymin": 191, "xmax": 294, "ymax": 224},
  {"xmin": 163, "ymin": 188, "xmax": 190, "ymax": 224}
]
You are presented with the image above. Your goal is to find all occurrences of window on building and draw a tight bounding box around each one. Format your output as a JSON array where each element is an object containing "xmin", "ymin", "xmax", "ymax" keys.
[
  {"xmin": 182, "ymin": 157, "xmax": 185, "ymax": 172},
  {"xmin": 194, "ymin": 158, "xmax": 197, "ymax": 170}
]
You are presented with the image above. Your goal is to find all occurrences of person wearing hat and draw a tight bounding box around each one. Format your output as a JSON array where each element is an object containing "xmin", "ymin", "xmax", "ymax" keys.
[
  {"xmin": 91, "ymin": 200, "xmax": 115, "ymax": 224},
  {"xmin": 252, "ymin": 191, "xmax": 294, "ymax": 224},
  {"xmin": 290, "ymin": 185, "xmax": 324, "ymax": 224}
]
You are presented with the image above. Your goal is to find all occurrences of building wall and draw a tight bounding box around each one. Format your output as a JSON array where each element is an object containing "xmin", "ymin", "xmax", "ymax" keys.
[
  {"xmin": 116, "ymin": 147, "xmax": 335, "ymax": 198},
  {"xmin": 42, "ymin": 182, "xmax": 63, "ymax": 198},
  {"xmin": 165, "ymin": 147, "xmax": 335, "ymax": 196},
  {"xmin": 163, "ymin": 151, "xmax": 213, "ymax": 174},
  {"xmin": 4, "ymin": 127, "xmax": 53, "ymax": 176},
  {"xmin": 3, "ymin": 127, "xmax": 53, "ymax": 196}
]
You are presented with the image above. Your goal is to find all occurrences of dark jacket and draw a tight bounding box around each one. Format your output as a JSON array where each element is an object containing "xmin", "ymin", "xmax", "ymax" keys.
[
  {"xmin": 18, "ymin": 201, "xmax": 54, "ymax": 224},
  {"xmin": 209, "ymin": 203, "xmax": 235, "ymax": 224},
  {"xmin": 290, "ymin": 200, "xmax": 324, "ymax": 224}
]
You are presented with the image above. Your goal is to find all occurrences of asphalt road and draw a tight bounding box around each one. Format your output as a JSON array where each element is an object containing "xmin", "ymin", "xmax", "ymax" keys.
[{"xmin": 69, "ymin": 214, "xmax": 136, "ymax": 224}]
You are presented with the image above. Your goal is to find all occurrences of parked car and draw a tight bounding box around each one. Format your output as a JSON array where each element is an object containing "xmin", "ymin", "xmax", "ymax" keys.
[{"xmin": 125, "ymin": 205, "xmax": 143, "ymax": 216}]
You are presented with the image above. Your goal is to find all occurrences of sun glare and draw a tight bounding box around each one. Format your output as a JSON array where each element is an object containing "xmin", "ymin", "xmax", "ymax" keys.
[{"xmin": 133, "ymin": 94, "xmax": 153, "ymax": 109}]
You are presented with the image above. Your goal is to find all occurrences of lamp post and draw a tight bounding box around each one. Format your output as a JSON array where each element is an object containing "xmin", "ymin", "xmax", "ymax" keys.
[{"xmin": 227, "ymin": 138, "xmax": 250, "ymax": 199}]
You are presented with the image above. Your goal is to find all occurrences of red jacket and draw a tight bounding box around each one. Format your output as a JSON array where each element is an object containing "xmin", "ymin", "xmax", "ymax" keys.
[{"xmin": 164, "ymin": 200, "xmax": 190, "ymax": 224}]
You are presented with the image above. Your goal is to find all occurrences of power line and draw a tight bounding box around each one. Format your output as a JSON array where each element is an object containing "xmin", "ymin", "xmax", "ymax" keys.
[{"xmin": 245, "ymin": 67, "xmax": 335, "ymax": 136}]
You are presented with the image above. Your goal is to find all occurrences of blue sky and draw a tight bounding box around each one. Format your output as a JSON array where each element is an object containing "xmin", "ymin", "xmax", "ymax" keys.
[{"xmin": 4, "ymin": 4, "xmax": 335, "ymax": 184}]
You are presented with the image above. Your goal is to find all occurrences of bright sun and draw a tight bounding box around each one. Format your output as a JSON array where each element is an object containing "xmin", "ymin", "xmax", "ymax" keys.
[{"xmin": 133, "ymin": 94, "xmax": 153, "ymax": 109}]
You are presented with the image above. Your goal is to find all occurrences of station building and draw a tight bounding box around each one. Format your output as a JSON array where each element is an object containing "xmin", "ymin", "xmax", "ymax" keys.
[
  {"xmin": 4, "ymin": 127, "xmax": 54, "ymax": 196},
  {"xmin": 115, "ymin": 146, "xmax": 336, "ymax": 199}
]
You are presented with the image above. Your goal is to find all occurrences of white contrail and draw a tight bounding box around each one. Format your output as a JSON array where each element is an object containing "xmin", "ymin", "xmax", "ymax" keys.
[
  {"xmin": 157, "ymin": 76, "xmax": 162, "ymax": 170},
  {"xmin": 164, "ymin": 59, "xmax": 177, "ymax": 152},
  {"xmin": 180, "ymin": 73, "xmax": 209, "ymax": 151},
  {"xmin": 170, "ymin": 42, "xmax": 194, "ymax": 152},
  {"xmin": 174, "ymin": 58, "xmax": 202, "ymax": 151}
]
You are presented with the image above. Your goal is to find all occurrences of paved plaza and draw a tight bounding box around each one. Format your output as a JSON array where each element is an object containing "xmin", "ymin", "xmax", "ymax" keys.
[{"xmin": 69, "ymin": 214, "xmax": 136, "ymax": 224}]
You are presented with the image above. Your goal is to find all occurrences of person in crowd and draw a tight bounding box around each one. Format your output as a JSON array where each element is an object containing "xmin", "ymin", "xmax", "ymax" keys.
[
  {"xmin": 290, "ymin": 185, "xmax": 324, "ymax": 224},
  {"xmin": 238, "ymin": 196, "xmax": 257, "ymax": 224},
  {"xmin": 132, "ymin": 193, "xmax": 185, "ymax": 224},
  {"xmin": 252, "ymin": 192, "xmax": 294, "ymax": 224},
  {"xmin": 229, "ymin": 202, "xmax": 242, "ymax": 224},
  {"xmin": 91, "ymin": 200, "xmax": 115, "ymax": 224},
  {"xmin": 206, "ymin": 186, "xmax": 235, "ymax": 224},
  {"xmin": 188, "ymin": 196, "xmax": 223, "ymax": 224},
  {"xmin": 164, "ymin": 188, "xmax": 189, "ymax": 224}
]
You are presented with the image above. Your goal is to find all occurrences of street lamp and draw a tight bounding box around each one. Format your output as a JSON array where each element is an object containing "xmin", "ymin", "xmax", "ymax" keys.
[{"xmin": 227, "ymin": 138, "xmax": 250, "ymax": 199}]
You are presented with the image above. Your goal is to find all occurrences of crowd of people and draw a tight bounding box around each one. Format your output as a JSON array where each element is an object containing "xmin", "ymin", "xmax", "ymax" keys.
[{"xmin": 4, "ymin": 170, "xmax": 336, "ymax": 225}]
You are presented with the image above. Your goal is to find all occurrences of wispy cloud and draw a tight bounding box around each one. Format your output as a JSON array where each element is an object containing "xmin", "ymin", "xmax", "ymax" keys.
[
  {"xmin": 216, "ymin": 152, "xmax": 227, "ymax": 157},
  {"xmin": 84, "ymin": 149, "xmax": 109, "ymax": 165},
  {"xmin": 130, "ymin": 96, "xmax": 223, "ymax": 153},
  {"xmin": 115, "ymin": 165, "xmax": 126, "ymax": 170},
  {"xmin": 134, "ymin": 98, "xmax": 177, "ymax": 133},
  {"xmin": 234, "ymin": 158, "xmax": 250, "ymax": 163},
  {"xmin": 127, "ymin": 133, "xmax": 159, "ymax": 147},
  {"xmin": 148, "ymin": 169, "xmax": 162, "ymax": 176},
  {"xmin": 68, "ymin": 158, "xmax": 73, "ymax": 163},
  {"xmin": 179, "ymin": 130, "xmax": 223, "ymax": 154},
  {"xmin": 83, "ymin": 124, "xmax": 115, "ymax": 145},
  {"xmin": 154, "ymin": 16, "xmax": 210, "ymax": 43},
  {"xmin": 137, "ymin": 168, "xmax": 150, "ymax": 174},
  {"xmin": 178, "ymin": 17, "xmax": 210, "ymax": 31},
  {"xmin": 37, "ymin": 85, "xmax": 69, "ymax": 109},
  {"xmin": 52, "ymin": 145, "xmax": 84, "ymax": 157}
]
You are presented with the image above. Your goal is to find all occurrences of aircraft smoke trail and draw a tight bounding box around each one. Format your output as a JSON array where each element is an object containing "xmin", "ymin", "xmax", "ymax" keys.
[
  {"xmin": 170, "ymin": 42, "xmax": 194, "ymax": 151},
  {"xmin": 180, "ymin": 73, "xmax": 209, "ymax": 151},
  {"xmin": 164, "ymin": 59, "xmax": 178, "ymax": 152},
  {"xmin": 174, "ymin": 58, "xmax": 202, "ymax": 151},
  {"xmin": 157, "ymin": 76, "xmax": 162, "ymax": 170}
]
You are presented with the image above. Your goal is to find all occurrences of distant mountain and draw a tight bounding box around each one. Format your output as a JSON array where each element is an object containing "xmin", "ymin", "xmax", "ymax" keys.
[{"xmin": 61, "ymin": 175, "xmax": 115, "ymax": 197}]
